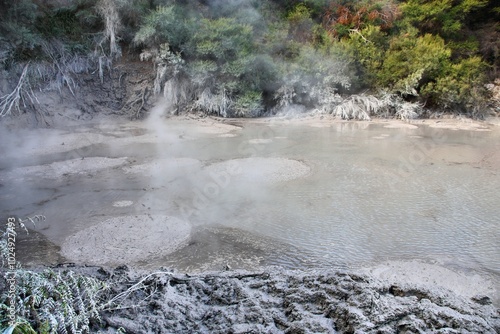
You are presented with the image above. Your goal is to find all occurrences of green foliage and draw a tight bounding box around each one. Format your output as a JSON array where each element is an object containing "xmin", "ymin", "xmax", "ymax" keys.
[
  {"xmin": 1, "ymin": 322, "xmax": 37, "ymax": 334},
  {"xmin": 133, "ymin": 5, "xmax": 194, "ymax": 51},
  {"xmin": 294, "ymin": 45, "xmax": 352, "ymax": 89},
  {"xmin": 261, "ymin": 21, "xmax": 293, "ymax": 58},
  {"xmin": 270, "ymin": 43, "xmax": 353, "ymax": 111},
  {"xmin": 286, "ymin": 3, "xmax": 328, "ymax": 44},
  {"xmin": 0, "ymin": 0, "xmax": 102, "ymax": 64},
  {"xmin": 447, "ymin": 38, "xmax": 481, "ymax": 58},
  {"xmin": 36, "ymin": 8, "xmax": 88, "ymax": 42},
  {"xmin": 380, "ymin": 32, "xmax": 451, "ymax": 95},
  {"xmin": 190, "ymin": 18, "xmax": 253, "ymax": 63},
  {"xmin": 233, "ymin": 90, "xmax": 264, "ymax": 117},
  {"xmin": 116, "ymin": 0, "xmax": 151, "ymax": 42},
  {"xmin": 340, "ymin": 25, "xmax": 387, "ymax": 87},
  {"xmin": 243, "ymin": 54, "xmax": 281, "ymax": 92},
  {"xmin": 422, "ymin": 56, "xmax": 487, "ymax": 109},
  {"xmin": 339, "ymin": 20, "xmax": 489, "ymax": 109},
  {"xmin": 189, "ymin": 60, "xmax": 218, "ymax": 85},
  {"xmin": 186, "ymin": 17, "xmax": 269, "ymax": 115},
  {"xmin": 400, "ymin": 0, "xmax": 488, "ymax": 37},
  {"xmin": 0, "ymin": 0, "xmax": 117, "ymax": 101},
  {"xmin": 279, "ymin": 0, "xmax": 328, "ymax": 18},
  {"xmin": 254, "ymin": 4, "xmax": 356, "ymax": 112},
  {"xmin": 0, "ymin": 0, "xmax": 496, "ymax": 117},
  {"xmin": 0, "ymin": 0, "xmax": 42, "ymax": 62}
]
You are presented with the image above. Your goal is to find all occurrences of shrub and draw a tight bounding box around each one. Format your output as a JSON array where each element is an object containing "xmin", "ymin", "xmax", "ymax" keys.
[
  {"xmin": 400, "ymin": 0, "xmax": 488, "ymax": 37},
  {"xmin": 332, "ymin": 93, "xmax": 423, "ymax": 120},
  {"xmin": 153, "ymin": 43, "xmax": 186, "ymax": 95},
  {"xmin": 189, "ymin": 18, "xmax": 253, "ymax": 64},
  {"xmin": 272, "ymin": 44, "xmax": 353, "ymax": 111},
  {"xmin": 242, "ymin": 54, "xmax": 281, "ymax": 93},
  {"xmin": 233, "ymin": 90, "xmax": 264, "ymax": 117},
  {"xmin": 187, "ymin": 17, "xmax": 260, "ymax": 114},
  {"xmin": 322, "ymin": 0, "xmax": 401, "ymax": 39},
  {"xmin": 422, "ymin": 56, "xmax": 488, "ymax": 113},
  {"xmin": 133, "ymin": 5, "xmax": 194, "ymax": 51},
  {"xmin": 379, "ymin": 31, "xmax": 451, "ymax": 95},
  {"xmin": 195, "ymin": 88, "xmax": 232, "ymax": 117},
  {"xmin": 287, "ymin": 3, "xmax": 316, "ymax": 43},
  {"xmin": 340, "ymin": 25, "xmax": 387, "ymax": 88},
  {"xmin": 333, "ymin": 94, "xmax": 382, "ymax": 120}
]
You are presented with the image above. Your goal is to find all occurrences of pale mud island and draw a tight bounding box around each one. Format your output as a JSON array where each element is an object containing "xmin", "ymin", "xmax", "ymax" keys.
[{"xmin": 1, "ymin": 114, "xmax": 499, "ymax": 333}]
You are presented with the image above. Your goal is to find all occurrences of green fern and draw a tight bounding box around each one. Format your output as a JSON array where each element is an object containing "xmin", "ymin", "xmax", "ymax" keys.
[
  {"xmin": 0, "ymin": 218, "xmax": 107, "ymax": 334},
  {"xmin": 1, "ymin": 321, "xmax": 37, "ymax": 334},
  {"xmin": 0, "ymin": 269, "xmax": 108, "ymax": 334}
]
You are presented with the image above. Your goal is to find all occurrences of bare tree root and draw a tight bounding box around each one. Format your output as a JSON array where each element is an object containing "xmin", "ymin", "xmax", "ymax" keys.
[
  {"xmin": 125, "ymin": 87, "xmax": 149, "ymax": 119},
  {"xmin": 101, "ymin": 271, "xmax": 172, "ymax": 311},
  {"xmin": 101, "ymin": 271, "xmax": 271, "ymax": 312},
  {"xmin": 135, "ymin": 87, "xmax": 148, "ymax": 119},
  {"xmin": 0, "ymin": 63, "xmax": 41, "ymax": 118}
]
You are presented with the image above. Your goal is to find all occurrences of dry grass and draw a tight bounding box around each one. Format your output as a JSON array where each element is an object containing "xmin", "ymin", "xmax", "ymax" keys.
[
  {"xmin": 333, "ymin": 93, "xmax": 423, "ymax": 120},
  {"xmin": 333, "ymin": 94, "xmax": 382, "ymax": 120},
  {"xmin": 274, "ymin": 84, "xmax": 296, "ymax": 111},
  {"xmin": 96, "ymin": 0, "xmax": 121, "ymax": 59},
  {"xmin": 195, "ymin": 88, "xmax": 232, "ymax": 117}
]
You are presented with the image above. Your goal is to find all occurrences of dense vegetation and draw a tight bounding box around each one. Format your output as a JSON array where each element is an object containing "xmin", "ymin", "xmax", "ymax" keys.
[{"xmin": 0, "ymin": 0, "xmax": 499, "ymax": 119}]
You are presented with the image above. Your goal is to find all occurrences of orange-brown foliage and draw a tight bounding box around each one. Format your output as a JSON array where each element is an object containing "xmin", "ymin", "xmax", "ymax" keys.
[{"xmin": 322, "ymin": 1, "xmax": 401, "ymax": 38}]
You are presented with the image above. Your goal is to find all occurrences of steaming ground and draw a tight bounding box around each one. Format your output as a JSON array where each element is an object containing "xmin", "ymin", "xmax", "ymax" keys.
[
  {"xmin": 0, "ymin": 115, "xmax": 240, "ymax": 164},
  {"xmin": 1, "ymin": 114, "xmax": 499, "ymax": 332}
]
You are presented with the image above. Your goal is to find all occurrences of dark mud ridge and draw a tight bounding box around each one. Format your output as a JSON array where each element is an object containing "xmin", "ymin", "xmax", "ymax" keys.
[{"xmin": 97, "ymin": 266, "xmax": 499, "ymax": 333}]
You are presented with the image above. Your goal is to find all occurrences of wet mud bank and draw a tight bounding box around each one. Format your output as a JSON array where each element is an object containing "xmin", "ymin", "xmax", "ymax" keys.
[{"xmin": 93, "ymin": 266, "xmax": 499, "ymax": 333}]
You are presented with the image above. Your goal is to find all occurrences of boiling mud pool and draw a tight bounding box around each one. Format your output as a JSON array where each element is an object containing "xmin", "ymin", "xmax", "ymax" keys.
[{"xmin": 1, "ymin": 118, "xmax": 499, "ymax": 278}]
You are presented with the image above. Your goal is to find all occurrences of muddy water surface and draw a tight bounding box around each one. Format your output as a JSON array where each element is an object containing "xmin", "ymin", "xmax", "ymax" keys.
[{"xmin": 1, "ymin": 117, "xmax": 499, "ymax": 280}]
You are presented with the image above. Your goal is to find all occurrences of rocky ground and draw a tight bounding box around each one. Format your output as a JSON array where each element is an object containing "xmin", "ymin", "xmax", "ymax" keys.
[{"xmin": 93, "ymin": 266, "xmax": 499, "ymax": 333}]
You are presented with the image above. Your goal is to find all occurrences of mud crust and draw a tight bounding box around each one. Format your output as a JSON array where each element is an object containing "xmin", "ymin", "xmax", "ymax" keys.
[{"xmin": 93, "ymin": 267, "xmax": 499, "ymax": 334}]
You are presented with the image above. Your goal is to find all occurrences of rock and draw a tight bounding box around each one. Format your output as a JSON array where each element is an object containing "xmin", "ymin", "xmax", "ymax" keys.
[
  {"xmin": 389, "ymin": 285, "xmax": 405, "ymax": 297},
  {"xmin": 113, "ymin": 265, "xmax": 129, "ymax": 273},
  {"xmin": 472, "ymin": 295, "xmax": 492, "ymax": 305}
]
